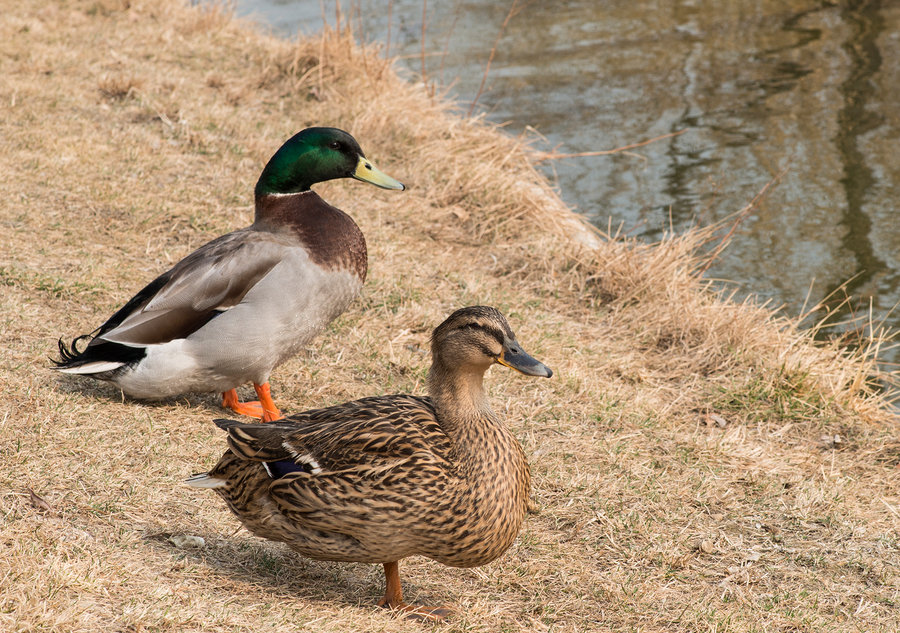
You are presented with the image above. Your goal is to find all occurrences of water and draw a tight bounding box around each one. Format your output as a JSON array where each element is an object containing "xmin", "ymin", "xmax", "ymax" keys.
[{"xmin": 236, "ymin": 0, "xmax": 900, "ymax": 372}]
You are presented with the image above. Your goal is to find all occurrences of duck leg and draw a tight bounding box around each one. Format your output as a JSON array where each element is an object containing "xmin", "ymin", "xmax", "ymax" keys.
[
  {"xmin": 252, "ymin": 382, "xmax": 282, "ymax": 422},
  {"xmin": 220, "ymin": 383, "xmax": 282, "ymax": 422},
  {"xmin": 377, "ymin": 561, "xmax": 452, "ymax": 622}
]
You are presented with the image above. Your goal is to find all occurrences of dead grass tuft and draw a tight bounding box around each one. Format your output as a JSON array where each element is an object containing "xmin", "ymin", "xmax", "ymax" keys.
[
  {"xmin": 97, "ymin": 73, "xmax": 143, "ymax": 101},
  {"xmin": 1, "ymin": 0, "xmax": 898, "ymax": 631}
]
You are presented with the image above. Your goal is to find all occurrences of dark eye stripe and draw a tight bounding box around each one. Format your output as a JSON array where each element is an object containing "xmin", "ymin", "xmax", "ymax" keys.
[
  {"xmin": 459, "ymin": 322, "xmax": 505, "ymax": 344},
  {"xmin": 484, "ymin": 326, "xmax": 506, "ymax": 344},
  {"xmin": 478, "ymin": 343, "xmax": 498, "ymax": 357}
]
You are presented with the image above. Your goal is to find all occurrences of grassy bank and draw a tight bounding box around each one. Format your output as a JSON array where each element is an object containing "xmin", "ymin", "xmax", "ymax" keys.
[{"xmin": 1, "ymin": 1, "xmax": 898, "ymax": 631}]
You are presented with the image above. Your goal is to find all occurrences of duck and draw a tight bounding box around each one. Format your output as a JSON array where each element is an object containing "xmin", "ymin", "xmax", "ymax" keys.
[
  {"xmin": 54, "ymin": 127, "xmax": 404, "ymax": 422},
  {"xmin": 186, "ymin": 306, "xmax": 552, "ymax": 620}
]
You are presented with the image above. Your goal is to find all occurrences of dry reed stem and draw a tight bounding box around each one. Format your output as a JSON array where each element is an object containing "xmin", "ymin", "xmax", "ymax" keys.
[
  {"xmin": 467, "ymin": 0, "xmax": 522, "ymax": 117},
  {"xmin": 1, "ymin": 1, "xmax": 898, "ymax": 632},
  {"xmin": 534, "ymin": 129, "xmax": 688, "ymax": 163}
]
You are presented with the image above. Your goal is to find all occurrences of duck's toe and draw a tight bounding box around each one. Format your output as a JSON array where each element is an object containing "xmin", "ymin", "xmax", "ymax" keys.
[
  {"xmin": 380, "ymin": 601, "xmax": 453, "ymax": 622},
  {"xmin": 221, "ymin": 389, "xmax": 265, "ymax": 419}
]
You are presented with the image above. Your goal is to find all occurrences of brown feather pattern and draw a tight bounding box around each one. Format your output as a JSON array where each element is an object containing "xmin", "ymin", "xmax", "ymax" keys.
[{"xmin": 196, "ymin": 307, "xmax": 550, "ymax": 574}]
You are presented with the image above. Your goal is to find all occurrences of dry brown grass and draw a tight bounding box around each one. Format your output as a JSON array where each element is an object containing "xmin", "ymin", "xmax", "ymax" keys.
[{"xmin": 1, "ymin": 1, "xmax": 898, "ymax": 631}]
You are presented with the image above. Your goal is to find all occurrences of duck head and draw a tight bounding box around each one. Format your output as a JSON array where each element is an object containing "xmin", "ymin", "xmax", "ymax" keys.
[
  {"xmin": 430, "ymin": 306, "xmax": 553, "ymax": 379},
  {"xmin": 254, "ymin": 127, "xmax": 405, "ymax": 197}
]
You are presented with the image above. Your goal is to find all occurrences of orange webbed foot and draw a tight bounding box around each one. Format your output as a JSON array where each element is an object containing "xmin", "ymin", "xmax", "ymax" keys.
[
  {"xmin": 221, "ymin": 389, "xmax": 263, "ymax": 417},
  {"xmin": 221, "ymin": 387, "xmax": 282, "ymax": 422}
]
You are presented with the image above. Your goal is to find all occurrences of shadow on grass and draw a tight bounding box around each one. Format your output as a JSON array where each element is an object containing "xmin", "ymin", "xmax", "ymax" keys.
[
  {"xmin": 49, "ymin": 373, "xmax": 260, "ymax": 419},
  {"xmin": 142, "ymin": 528, "xmax": 406, "ymax": 615}
]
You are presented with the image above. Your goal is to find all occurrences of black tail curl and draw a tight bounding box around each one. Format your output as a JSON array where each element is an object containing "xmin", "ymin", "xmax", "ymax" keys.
[
  {"xmin": 53, "ymin": 334, "xmax": 95, "ymax": 368},
  {"xmin": 51, "ymin": 333, "xmax": 146, "ymax": 370}
]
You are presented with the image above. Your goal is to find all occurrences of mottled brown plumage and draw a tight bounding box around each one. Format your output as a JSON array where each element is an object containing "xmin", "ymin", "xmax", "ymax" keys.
[{"xmin": 188, "ymin": 306, "xmax": 553, "ymax": 620}]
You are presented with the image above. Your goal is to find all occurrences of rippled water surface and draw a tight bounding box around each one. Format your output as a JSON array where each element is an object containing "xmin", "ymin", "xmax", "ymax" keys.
[{"xmin": 237, "ymin": 0, "xmax": 900, "ymax": 368}]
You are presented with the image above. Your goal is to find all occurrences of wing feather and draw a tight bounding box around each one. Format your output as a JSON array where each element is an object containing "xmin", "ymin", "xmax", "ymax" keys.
[
  {"xmin": 209, "ymin": 395, "xmax": 454, "ymax": 540},
  {"xmin": 218, "ymin": 395, "xmax": 449, "ymax": 472},
  {"xmin": 97, "ymin": 230, "xmax": 292, "ymax": 346}
]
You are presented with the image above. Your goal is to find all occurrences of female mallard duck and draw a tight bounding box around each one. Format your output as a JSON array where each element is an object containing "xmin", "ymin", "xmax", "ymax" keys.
[
  {"xmin": 187, "ymin": 306, "xmax": 552, "ymax": 620},
  {"xmin": 54, "ymin": 127, "xmax": 404, "ymax": 422}
]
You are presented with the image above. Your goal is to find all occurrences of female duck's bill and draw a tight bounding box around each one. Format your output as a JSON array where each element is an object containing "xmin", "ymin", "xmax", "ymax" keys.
[{"xmin": 497, "ymin": 339, "xmax": 553, "ymax": 378}]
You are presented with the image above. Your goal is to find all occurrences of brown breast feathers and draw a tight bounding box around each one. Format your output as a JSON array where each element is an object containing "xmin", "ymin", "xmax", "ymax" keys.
[{"xmin": 254, "ymin": 191, "xmax": 367, "ymax": 281}]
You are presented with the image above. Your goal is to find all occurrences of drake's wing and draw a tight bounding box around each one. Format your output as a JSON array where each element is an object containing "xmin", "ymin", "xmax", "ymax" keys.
[{"xmin": 96, "ymin": 230, "xmax": 291, "ymax": 347}]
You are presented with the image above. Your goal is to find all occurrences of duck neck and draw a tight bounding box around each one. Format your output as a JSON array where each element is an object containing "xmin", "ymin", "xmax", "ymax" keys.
[
  {"xmin": 252, "ymin": 191, "xmax": 367, "ymax": 281},
  {"xmin": 427, "ymin": 361, "xmax": 491, "ymax": 439},
  {"xmin": 253, "ymin": 190, "xmax": 318, "ymax": 225},
  {"xmin": 426, "ymin": 361, "xmax": 522, "ymax": 468},
  {"xmin": 427, "ymin": 360, "xmax": 530, "ymax": 545}
]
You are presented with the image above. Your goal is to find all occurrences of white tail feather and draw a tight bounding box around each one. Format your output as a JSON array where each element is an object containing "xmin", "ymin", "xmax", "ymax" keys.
[
  {"xmin": 185, "ymin": 473, "xmax": 227, "ymax": 489},
  {"xmin": 55, "ymin": 361, "xmax": 124, "ymax": 374}
]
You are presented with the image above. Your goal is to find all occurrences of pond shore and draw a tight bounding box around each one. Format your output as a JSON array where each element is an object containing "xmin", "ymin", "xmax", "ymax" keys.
[{"xmin": 2, "ymin": 1, "xmax": 898, "ymax": 631}]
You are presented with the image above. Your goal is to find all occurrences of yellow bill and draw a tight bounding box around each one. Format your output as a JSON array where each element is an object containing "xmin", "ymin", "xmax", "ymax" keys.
[{"xmin": 353, "ymin": 155, "xmax": 405, "ymax": 190}]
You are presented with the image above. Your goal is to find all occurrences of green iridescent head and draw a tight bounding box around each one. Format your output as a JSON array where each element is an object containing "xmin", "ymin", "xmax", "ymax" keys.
[{"xmin": 254, "ymin": 127, "xmax": 405, "ymax": 197}]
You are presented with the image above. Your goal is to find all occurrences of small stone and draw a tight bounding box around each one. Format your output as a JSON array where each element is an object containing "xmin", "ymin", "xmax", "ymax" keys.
[
  {"xmin": 169, "ymin": 534, "xmax": 205, "ymax": 549},
  {"xmin": 27, "ymin": 488, "xmax": 53, "ymax": 513},
  {"xmin": 709, "ymin": 413, "xmax": 728, "ymax": 428},
  {"xmin": 450, "ymin": 206, "xmax": 470, "ymax": 221}
]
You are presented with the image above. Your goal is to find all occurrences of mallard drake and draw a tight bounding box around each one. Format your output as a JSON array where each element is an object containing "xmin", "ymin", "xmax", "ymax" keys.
[
  {"xmin": 187, "ymin": 306, "xmax": 552, "ymax": 620},
  {"xmin": 54, "ymin": 127, "xmax": 404, "ymax": 421}
]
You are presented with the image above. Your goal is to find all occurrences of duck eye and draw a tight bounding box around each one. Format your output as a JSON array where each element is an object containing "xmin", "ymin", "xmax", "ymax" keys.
[{"xmin": 329, "ymin": 141, "xmax": 341, "ymax": 150}]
